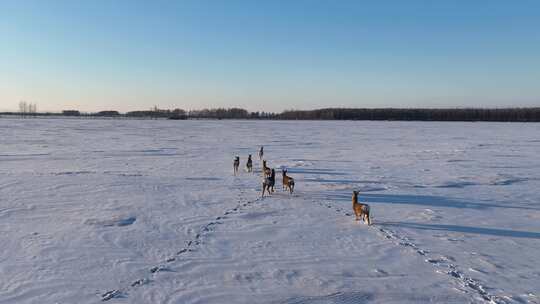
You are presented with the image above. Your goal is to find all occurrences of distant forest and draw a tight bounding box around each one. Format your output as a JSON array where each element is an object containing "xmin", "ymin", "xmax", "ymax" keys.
[
  {"xmin": 2, "ymin": 107, "xmax": 540, "ymax": 122},
  {"xmin": 278, "ymin": 108, "xmax": 540, "ymax": 122}
]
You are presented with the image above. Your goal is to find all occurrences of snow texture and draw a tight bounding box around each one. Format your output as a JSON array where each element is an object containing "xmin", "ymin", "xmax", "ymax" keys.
[{"xmin": 1, "ymin": 118, "xmax": 539, "ymax": 304}]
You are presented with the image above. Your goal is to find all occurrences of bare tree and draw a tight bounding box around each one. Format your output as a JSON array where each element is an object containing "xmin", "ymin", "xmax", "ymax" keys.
[
  {"xmin": 19, "ymin": 101, "xmax": 28, "ymax": 117},
  {"xmin": 18, "ymin": 101, "xmax": 38, "ymax": 117},
  {"xmin": 29, "ymin": 103, "xmax": 37, "ymax": 115}
]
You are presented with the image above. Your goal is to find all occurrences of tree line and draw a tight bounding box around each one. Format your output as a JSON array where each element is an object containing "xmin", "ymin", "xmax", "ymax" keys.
[
  {"xmin": 2, "ymin": 106, "xmax": 540, "ymax": 122},
  {"xmin": 278, "ymin": 108, "xmax": 540, "ymax": 122},
  {"xmin": 188, "ymin": 108, "xmax": 276, "ymax": 119},
  {"xmin": 60, "ymin": 107, "xmax": 277, "ymax": 119}
]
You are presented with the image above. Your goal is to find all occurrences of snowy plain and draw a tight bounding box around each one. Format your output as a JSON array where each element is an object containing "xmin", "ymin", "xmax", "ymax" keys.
[{"xmin": 1, "ymin": 118, "xmax": 539, "ymax": 304}]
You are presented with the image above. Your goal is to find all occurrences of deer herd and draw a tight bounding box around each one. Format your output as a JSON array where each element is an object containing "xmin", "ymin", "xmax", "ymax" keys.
[{"xmin": 233, "ymin": 146, "xmax": 371, "ymax": 225}]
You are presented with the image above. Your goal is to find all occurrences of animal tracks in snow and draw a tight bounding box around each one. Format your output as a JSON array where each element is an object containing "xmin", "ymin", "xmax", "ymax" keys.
[
  {"xmin": 100, "ymin": 180, "xmax": 260, "ymax": 301},
  {"xmin": 316, "ymin": 199, "xmax": 511, "ymax": 304}
]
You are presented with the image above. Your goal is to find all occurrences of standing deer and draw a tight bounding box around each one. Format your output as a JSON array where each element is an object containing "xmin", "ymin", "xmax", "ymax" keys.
[
  {"xmin": 233, "ymin": 156, "xmax": 240, "ymax": 175},
  {"xmin": 262, "ymin": 160, "xmax": 271, "ymax": 178},
  {"xmin": 246, "ymin": 154, "xmax": 253, "ymax": 172},
  {"xmin": 281, "ymin": 168, "xmax": 295, "ymax": 194},
  {"xmin": 352, "ymin": 191, "xmax": 371, "ymax": 225},
  {"xmin": 262, "ymin": 169, "xmax": 275, "ymax": 197},
  {"xmin": 258, "ymin": 146, "xmax": 264, "ymax": 160}
]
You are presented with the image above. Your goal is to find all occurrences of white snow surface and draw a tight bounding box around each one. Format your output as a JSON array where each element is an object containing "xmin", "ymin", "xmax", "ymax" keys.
[{"xmin": 1, "ymin": 118, "xmax": 539, "ymax": 304}]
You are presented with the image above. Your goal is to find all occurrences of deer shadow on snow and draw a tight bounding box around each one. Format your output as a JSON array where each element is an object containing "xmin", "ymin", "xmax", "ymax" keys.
[
  {"xmin": 311, "ymin": 191, "xmax": 539, "ymax": 212},
  {"xmin": 312, "ymin": 190, "xmax": 540, "ymax": 240},
  {"xmin": 379, "ymin": 222, "xmax": 540, "ymax": 240}
]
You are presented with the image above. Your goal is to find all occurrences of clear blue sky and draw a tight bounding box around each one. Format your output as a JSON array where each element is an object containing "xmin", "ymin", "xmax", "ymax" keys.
[{"xmin": 1, "ymin": 0, "xmax": 539, "ymax": 112}]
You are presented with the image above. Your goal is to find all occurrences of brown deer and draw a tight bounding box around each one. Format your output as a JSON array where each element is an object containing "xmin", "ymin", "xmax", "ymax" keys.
[
  {"xmin": 352, "ymin": 191, "xmax": 371, "ymax": 225},
  {"xmin": 262, "ymin": 169, "xmax": 275, "ymax": 197},
  {"xmin": 262, "ymin": 160, "xmax": 271, "ymax": 178},
  {"xmin": 281, "ymin": 168, "xmax": 295, "ymax": 194}
]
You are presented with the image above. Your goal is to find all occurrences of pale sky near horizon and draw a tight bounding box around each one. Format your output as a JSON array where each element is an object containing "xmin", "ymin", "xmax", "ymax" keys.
[{"xmin": 1, "ymin": 0, "xmax": 539, "ymax": 113}]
